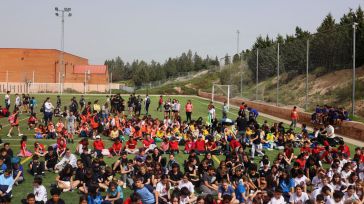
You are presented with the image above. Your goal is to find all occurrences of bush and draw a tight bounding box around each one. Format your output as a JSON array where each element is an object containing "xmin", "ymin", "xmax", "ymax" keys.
[{"xmin": 312, "ymin": 66, "xmax": 328, "ymax": 77}]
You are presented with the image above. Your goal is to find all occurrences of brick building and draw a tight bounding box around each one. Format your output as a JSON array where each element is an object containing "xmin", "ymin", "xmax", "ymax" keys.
[{"xmin": 0, "ymin": 48, "xmax": 109, "ymax": 93}]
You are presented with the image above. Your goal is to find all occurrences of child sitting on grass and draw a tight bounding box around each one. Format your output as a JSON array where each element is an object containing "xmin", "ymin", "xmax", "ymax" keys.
[{"xmin": 27, "ymin": 113, "xmax": 38, "ymax": 130}]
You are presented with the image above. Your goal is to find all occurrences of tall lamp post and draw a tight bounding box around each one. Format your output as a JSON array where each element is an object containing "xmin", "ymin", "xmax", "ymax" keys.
[{"xmin": 55, "ymin": 7, "xmax": 72, "ymax": 94}]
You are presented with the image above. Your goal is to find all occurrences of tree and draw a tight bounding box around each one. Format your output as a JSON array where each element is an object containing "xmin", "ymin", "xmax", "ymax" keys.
[
  {"xmin": 224, "ymin": 54, "xmax": 230, "ymax": 65},
  {"xmin": 232, "ymin": 54, "xmax": 240, "ymax": 64}
]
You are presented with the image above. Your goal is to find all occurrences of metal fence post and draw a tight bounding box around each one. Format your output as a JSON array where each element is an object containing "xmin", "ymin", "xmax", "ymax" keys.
[
  {"xmin": 306, "ymin": 39, "xmax": 309, "ymax": 111},
  {"xmin": 352, "ymin": 22, "xmax": 357, "ymax": 116},
  {"xmin": 256, "ymin": 49, "xmax": 259, "ymax": 100},
  {"xmin": 277, "ymin": 43, "xmax": 280, "ymax": 106},
  {"xmin": 6, "ymin": 70, "xmax": 8, "ymax": 91}
]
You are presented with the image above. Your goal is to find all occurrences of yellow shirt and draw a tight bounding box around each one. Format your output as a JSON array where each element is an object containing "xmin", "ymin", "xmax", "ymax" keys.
[
  {"xmin": 156, "ymin": 130, "xmax": 164, "ymax": 138},
  {"xmin": 266, "ymin": 133, "xmax": 275, "ymax": 142},
  {"xmin": 93, "ymin": 104, "xmax": 101, "ymax": 113},
  {"xmin": 246, "ymin": 128, "xmax": 253, "ymax": 136}
]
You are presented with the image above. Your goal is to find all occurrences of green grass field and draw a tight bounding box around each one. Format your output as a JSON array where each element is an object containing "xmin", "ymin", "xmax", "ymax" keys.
[{"xmin": 0, "ymin": 94, "xmax": 359, "ymax": 203}]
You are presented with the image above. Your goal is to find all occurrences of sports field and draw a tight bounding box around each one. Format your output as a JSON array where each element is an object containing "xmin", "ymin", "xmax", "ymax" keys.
[{"xmin": 0, "ymin": 94, "xmax": 359, "ymax": 203}]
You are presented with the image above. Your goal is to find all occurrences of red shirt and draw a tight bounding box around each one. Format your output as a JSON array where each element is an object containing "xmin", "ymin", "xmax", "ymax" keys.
[
  {"xmin": 111, "ymin": 142, "xmax": 122, "ymax": 151},
  {"xmin": 291, "ymin": 110, "xmax": 299, "ymax": 120},
  {"xmin": 195, "ymin": 140, "xmax": 206, "ymax": 151},
  {"xmin": 295, "ymin": 158, "xmax": 306, "ymax": 169},
  {"xmin": 93, "ymin": 140, "xmax": 105, "ymax": 150},
  {"xmin": 230, "ymin": 139, "xmax": 241, "ymax": 150},
  {"xmin": 184, "ymin": 141, "xmax": 194, "ymax": 152},
  {"xmin": 143, "ymin": 139, "xmax": 154, "ymax": 148},
  {"xmin": 300, "ymin": 147, "xmax": 311, "ymax": 154},
  {"xmin": 126, "ymin": 140, "xmax": 137, "ymax": 149},
  {"xmin": 207, "ymin": 142, "xmax": 217, "ymax": 151},
  {"xmin": 169, "ymin": 141, "xmax": 179, "ymax": 150},
  {"xmin": 338, "ymin": 145, "xmax": 351, "ymax": 157},
  {"xmin": 185, "ymin": 104, "xmax": 193, "ymax": 112}
]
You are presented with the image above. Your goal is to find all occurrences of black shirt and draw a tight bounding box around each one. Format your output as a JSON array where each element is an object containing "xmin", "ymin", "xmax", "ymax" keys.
[
  {"xmin": 46, "ymin": 199, "xmax": 66, "ymax": 204},
  {"xmin": 168, "ymin": 171, "xmax": 183, "ymax": 182}
]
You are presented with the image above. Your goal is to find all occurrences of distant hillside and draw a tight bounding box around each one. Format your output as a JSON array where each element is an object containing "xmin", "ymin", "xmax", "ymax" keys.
[{"xmin": 133, "ymin": 65, "xmax": 364, "ymax": 119}]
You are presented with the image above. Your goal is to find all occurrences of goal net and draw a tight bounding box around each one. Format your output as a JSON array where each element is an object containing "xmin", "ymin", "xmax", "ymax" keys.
[{"xmin": 211, "ymin": 84, "xmax": 232, "ymax": 111}]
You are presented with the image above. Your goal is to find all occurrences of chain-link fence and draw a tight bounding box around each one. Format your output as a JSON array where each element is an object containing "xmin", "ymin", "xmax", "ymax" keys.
[{"xmin": 240, "ymin": 24, "xmax": 363, "ymax": 116}]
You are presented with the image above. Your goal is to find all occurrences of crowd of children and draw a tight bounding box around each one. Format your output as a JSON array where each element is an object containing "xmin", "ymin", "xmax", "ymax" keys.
[{"xmin": 0, "ymin": 92, "xmax": 364, "ymax": 204}]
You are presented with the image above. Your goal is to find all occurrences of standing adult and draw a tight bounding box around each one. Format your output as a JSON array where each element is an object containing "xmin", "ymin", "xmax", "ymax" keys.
[
  {"xmin": 157, "ymin": 95, "xmax": 163, "ymax": 112},
  {"xmin": 290, "ymin": 106, "xmax": 299, "ymax": 129},
  {"xmin": 145, "ymin": 94, "xmax": 151, "ymax": 115},
  {"xmin": 4, "ymin": 91, "xmax": 10, "ymax": 110},
  {"xmin": 222, "ymin": 101, "xmax": 228, "ymax": 119},
  {"xmin": 43, "ymin": 98, "xmax": 54, "ymax": 126},
  {"xmin": 15, "ymin": 94, "xmax": 21, "ymax": 111},
  {"xmin": 185, "ymin": 100, "xmax": 193, "ymax": 122},
  {"xmin": 207, "ymin": 104, "xmax": 216, "ymax": 127}
]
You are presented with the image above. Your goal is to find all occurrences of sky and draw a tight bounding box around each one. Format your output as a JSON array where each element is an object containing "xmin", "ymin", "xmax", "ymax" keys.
[{"xmin": 0, "ymin": 0, "xmax": 362, "ymax": 64}]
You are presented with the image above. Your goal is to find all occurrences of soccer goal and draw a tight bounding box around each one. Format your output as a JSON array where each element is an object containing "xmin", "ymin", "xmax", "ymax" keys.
[{"xmin": 212, "ymin": 84, "xmax": 231, "ymax": 110}]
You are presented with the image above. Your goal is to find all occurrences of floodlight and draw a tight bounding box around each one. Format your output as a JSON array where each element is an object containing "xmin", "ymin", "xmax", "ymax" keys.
[
  {"xmin": 68, "ymin": 13, "xmax": 72, "ymax": 17},
  {"xmin": 55, "ymin": 7, "xmax": 58, "ymax": 11},
  {"xmin": 55, "ymin": 13, "xmax": 59, "ymax": 16}
]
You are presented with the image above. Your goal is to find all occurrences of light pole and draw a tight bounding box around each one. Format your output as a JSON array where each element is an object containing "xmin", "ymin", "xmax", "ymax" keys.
[{"xmin": 55, "ymin": 7, "xmax": 72, "ymax": 94}]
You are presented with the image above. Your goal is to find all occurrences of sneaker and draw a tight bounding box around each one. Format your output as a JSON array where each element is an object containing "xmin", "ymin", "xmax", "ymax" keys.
[
  {"xmin": 7, "ymin": 134, "xmax": 11, "ymax": 137},
  {"xmin": 18, "ymin": 133, "xmax": 24, "ymax": 137}
]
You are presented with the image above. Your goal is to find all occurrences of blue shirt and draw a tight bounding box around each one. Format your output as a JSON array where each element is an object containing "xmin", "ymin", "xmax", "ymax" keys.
[
  {"xmin": 279, "ymin": 178, "xmax": 294, "ymax": 193},
  {"xmin": 235, "ymin": 183, "xmax": 246, "ymax": 202},
  {"xmin": 0, "ymin": 164, "xmax": 7, "ymax": 175},
  {"xmin": 0, "ymin": 174, "xmax": 14, "ymax": 193},
  {"xmin": 135, "ymin": 185, "xmax": 155, "ymax": 204},
  {"xmin": 87, "ymin": 193, "xmax": 103, "ymax": 204},
  {"xmin": 218, "ymin": 185, "xmax": 234, "ymax": 196},
  {"xmin": 107, "ymin": 186, "xmax": 123, "ymax": 199}
]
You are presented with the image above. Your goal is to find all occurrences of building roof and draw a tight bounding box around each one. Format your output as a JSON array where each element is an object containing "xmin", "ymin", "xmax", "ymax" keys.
[
  {"xmin": 0, "ymin": 48, "xmax": 88, "ymax": 61},
  {"xmin": 73, "ymin": 65, "xmax": 107, "ymax": 74}
]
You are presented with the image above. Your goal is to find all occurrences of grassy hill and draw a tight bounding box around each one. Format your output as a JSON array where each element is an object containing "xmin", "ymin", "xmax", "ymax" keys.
[{"xmin": 130, "ymin": 64, "xmax": 364, "ymax": 120}]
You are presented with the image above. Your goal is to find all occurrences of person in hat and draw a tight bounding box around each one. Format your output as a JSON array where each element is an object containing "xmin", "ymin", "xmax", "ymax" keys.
[{"xmin": 93, "ymin": 135, "xmax": 106, "ymax": 157}]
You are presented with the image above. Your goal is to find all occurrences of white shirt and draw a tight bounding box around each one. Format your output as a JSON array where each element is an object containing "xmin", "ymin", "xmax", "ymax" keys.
[
  {"xmin": 343, "ymin": 193, "xmax": 359, "ymax": 202},
  {"xmin": 326, "ymin": 125, "xmax": 335, "ymax": 138},
  {"xmin": 34, "ymin": 185, "xmax": 47, "ymax": 202},
  {"xmin": 57, "ymin": 154, "xmax": 77, "ymax": 168},
  {"xmin": 268, "ymin": 196, "xmax": 285, "ymax": 204},
  {"xmin": 15, "ymin": 96, "xmax": 21, "ymax": 106},
  {"xmin": 5, "ymin": 94, "xmax": 10, "ymax": 105},
  {"xmin": 156, "ymin": 182, "xmax": 169, "ymax": 197},
  {"xmin": 178, "ymin": 180, "xmax": 195, "ymax": 194},
  {"xmin": 289, "ymin": 192, "xmax": 309, "ymax": 204},
  {"xmin": 326, "ymin": 198, "xmax": 344, "ymax": 204},
  {"xmin": 294, "ymin": 175, "xmax": 308, "ymax": 187},
  {"xmin": 44, "ymin": 102, "xmax": 54, "ymax": 113}
]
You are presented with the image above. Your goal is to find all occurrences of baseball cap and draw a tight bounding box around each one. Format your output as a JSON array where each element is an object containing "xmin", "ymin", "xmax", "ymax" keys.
[{"xmin": 95, "ymin": 135, "xmax": 101, "ymax": 139}]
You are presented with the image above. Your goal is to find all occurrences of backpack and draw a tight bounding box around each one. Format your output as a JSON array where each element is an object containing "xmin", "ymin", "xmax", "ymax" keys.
[{"xmin": 146, "ymin": 97, "xmax": 151, "ymax": 104}]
